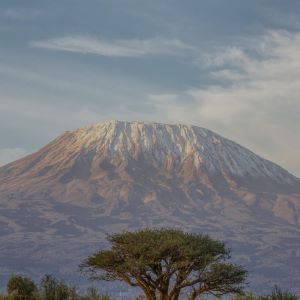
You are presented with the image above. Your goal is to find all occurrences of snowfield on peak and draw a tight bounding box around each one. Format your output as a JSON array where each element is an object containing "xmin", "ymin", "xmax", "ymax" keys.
[{"xmin": 69, "ymin": 120, "xmax": 296, "ymax": 184}]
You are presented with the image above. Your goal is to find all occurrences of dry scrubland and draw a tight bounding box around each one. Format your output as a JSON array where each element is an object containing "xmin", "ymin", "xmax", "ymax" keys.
[
  {"xmin": 0, "ymin": 229, "xmax": 299, "ymax": 300},
  {"xmin": 0, "ymin": 277, "xmax": 298, "ymax": 300}
]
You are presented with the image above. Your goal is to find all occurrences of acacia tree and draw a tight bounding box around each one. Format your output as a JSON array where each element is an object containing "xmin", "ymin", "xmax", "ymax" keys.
[{"xmin": 81, "ymin": 228, "xmax": 247, "ymax": 300}]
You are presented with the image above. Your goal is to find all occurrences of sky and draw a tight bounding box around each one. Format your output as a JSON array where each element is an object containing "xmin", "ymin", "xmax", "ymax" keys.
[{"xmin": 1, "ymin": 0, "xmax": 300, "ymax": 176}]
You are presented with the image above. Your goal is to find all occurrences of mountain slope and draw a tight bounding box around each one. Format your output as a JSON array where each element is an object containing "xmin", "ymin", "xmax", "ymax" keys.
[{"xmin": 1, "ymin": 121, "xmax": 300, "ymax": 294}]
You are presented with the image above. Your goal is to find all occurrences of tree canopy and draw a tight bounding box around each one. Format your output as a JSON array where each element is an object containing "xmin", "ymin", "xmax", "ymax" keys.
[
  {"xmin": 81, "ymin": 228, "xmax": 247, "ymax": 300},
  {"xmin": 7, "ymin": 275, "xmax": 37, "ymax": 300}
]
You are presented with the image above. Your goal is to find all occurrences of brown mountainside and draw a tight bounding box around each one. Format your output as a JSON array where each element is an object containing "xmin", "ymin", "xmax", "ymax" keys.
[{"xmin": 1, "ymin": 121, "xmax": 300, "ymax": 294}]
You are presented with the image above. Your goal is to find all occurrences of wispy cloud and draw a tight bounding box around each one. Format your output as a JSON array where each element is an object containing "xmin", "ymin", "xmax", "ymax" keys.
[
  {"xmin": 31, "ymin": 36, "xmax": 193, "ymax": 57},
  {"xmin": 151, "ymin": 30, "xmax": 300, "ymax": 176}
]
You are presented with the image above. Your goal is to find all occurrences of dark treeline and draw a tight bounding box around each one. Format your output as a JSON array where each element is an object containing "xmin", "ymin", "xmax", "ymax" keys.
[
  {"xmin": 0, "ymin": 274, "xmax": 112, "ymax": 300},
  {"xmin": 0, "ymin": 274, "xmax": 298, "ymax": 300},
  {"xmin": 1, "ymin": 229, "xmax": 299, "ymax": 300}
]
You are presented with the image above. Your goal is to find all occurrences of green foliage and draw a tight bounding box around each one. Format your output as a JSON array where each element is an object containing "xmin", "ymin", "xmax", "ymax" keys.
[
  {"xmin": 258, "ymin": 286, "xmax": 298, "ymax": 300},
  {"xmin": 1, "ymin": 275, "xmax": 113, "ymax": 300},
  {"xmin": 230, "ymin": 288, "xmax": 299, "ymax": 300},
  {"xmin": 0, "ymin": 295, "xmax": 15, "ymax": 300},
  {"xmin": 81, "ymin": 228, "xmax": 247, "ymax": 300},
  {"xmin": 39, "ymin": 274, "xmax": 71, "ymax": 300},
  {"xmin": 7, "ymin": 275, "xmax": 37, "ymax": 300},
  {"xmin": 1, "ymin": 275, "xmax": 299, "ymax": 300},
  {"xmin": 231, "ymin": 292, "xmax": 258, "ymax": 300}
]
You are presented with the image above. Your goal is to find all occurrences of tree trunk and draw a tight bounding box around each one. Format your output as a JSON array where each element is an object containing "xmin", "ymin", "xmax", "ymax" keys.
[
  {"xmin": 171, "ymin": 291, "xmax": 180, "ymax": 300},
  {"xmin": 139, "ymin": 284, "xmax": 156, "ymax": 300},
  {"xmin": 159, "ymin": 293, "xmax": 170, "ymax": 300}
]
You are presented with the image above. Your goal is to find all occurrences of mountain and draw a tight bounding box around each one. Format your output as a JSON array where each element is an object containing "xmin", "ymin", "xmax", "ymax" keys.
[{"xmin": 1, "ymin": 120, "xmax": 300, "ymax": 295}]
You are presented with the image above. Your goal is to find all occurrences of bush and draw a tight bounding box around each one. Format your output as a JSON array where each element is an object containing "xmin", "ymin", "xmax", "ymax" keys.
[
  {"xmin": 0, "ymin": 295, "xmax": 15, "ymax": 300},
  {"xmin": 39, "ymin": 274, "xmax": 71, "ymax": 300},
  {"xmin": 258, "ymin": 286, "xmax": 298, "ymax": 300},
  {"xmin": 7, "ymin": 275, "xmax": 37, "ymax": 300},
  {"xmin": 231, "ymin": 293, "xmax": 258, "ymax": 300},
  {"xmin": 1, "ymin": 275, "xmax": 115, "ymax": 300}
]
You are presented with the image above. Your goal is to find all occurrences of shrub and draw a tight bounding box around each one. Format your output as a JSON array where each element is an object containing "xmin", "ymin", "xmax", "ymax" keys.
[
  {"xmin": 40, "ymin": 274, "xmax": 71, "ymax": 300},
  {"xmin": 258, "ymin": 286, "xmax": 298, "ymax": 300},
  {"xmin": 7, "ymin": 275, "xmax": 37, "ymax": 300}
]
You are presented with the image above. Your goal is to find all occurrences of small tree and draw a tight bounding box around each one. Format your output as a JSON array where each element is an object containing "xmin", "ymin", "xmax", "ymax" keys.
[
  {"xmin": 7, "ymin": 275, "xmax": 37, "ymax": 300},
  {"xmin": 81, "ymin": 228, "xmax": 247, "ymax": 300},
  {"xmin": 40, "ymin": 274, "xmax": 70, "ymax": 300}
]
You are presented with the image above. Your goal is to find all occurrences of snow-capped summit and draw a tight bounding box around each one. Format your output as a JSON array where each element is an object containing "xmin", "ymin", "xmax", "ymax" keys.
[
  {"xmin": 49, "ymin": 120, "xmax": 296, "ymax": 185},
  {"xmin": 2, "ymin": 120, "xmax": 299, "ymax": 189}
]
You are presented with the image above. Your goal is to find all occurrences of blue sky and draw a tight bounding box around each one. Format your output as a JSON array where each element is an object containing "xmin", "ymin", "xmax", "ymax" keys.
[{"xmin": 1, "ymin": 0, "xmax": 300, "ymax": 176}]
